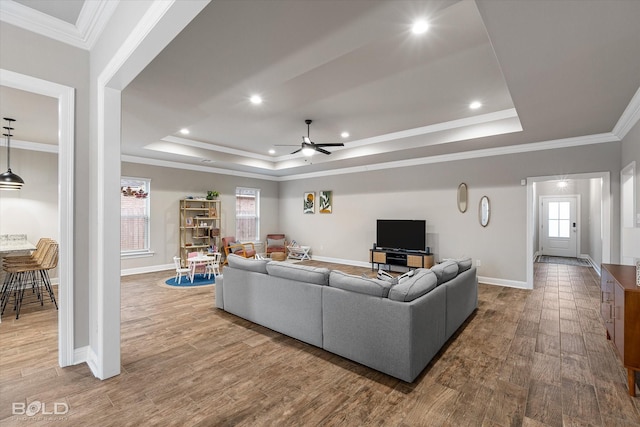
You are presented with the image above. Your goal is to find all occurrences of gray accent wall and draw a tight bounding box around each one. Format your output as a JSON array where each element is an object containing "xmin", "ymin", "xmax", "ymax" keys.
[{"xmin": 279, "ymin": 142, "xmax": 622, "ymax": 283}]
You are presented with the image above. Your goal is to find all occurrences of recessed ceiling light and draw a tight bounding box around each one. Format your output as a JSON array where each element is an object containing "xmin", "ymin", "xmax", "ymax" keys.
[
  {"xmin": 469, "ymin": 101, "xmax": 482, "ymax": 109},
  {"xmin": 411, "ymin": 20, "xmax": 429, "ymax": 35},
  {"xmin": 250, "ymin": 95, "xmax": 262, "ymax": 105},
  {"xmin": 268, "ymin": 149, "xmax": 275, "ymax": 155},
  {"xmin": 179, "ymin": 128, "xmax": 189, "ymax": 135},
  {"xmin": 341, "ymin": 132, "xmax": 350, "ymax": 138}
]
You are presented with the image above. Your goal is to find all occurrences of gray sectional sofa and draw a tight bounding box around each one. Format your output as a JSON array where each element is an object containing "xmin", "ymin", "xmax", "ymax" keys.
[{"xmin": 215, "ymin": 254, "xmax": 478, "ymax": 382}]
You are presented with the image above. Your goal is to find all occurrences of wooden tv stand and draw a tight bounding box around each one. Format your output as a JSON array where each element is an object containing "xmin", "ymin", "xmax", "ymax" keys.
[{"xmin": 370, "ymin": 248, "xmax": 434, "ymax": 271}]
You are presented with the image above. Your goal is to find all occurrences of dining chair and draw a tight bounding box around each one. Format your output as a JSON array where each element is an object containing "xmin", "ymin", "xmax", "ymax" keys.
[
  {"xmin": 188, "ymin": 251, "xmax": 207, "ymax": 279},
  {"xmin": 205, "ymin": 252, "xmax": 221, "ymax": 279},
  {"xmin": 173, "ymin": 256, "xmax": 191, "ymax": 284}
]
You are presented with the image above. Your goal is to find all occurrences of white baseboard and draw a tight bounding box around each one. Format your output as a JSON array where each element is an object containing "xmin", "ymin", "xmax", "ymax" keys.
[
  {"xmin": 578, "ymin": 253, "xmax": 601, "ymax": 275},
  {"xmin": 478, "ymin": 275, "xmax": 529, "ymax": 289},
  {"xmin": 121, "ymin": 263, "xmax": 173, "ymax": 276},
  {"xmin": 73, "ymin": 345, "xmax": 89, "ymax": 365},
  {"xmin": 85, "ymin": 346, "xmax": 99, "ymax": 378}
]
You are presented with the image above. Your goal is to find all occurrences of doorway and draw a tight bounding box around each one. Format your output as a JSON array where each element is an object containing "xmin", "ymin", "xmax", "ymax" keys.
[
  {"xmin": 526, "ymin": 172, "xmax": 611, "ymax": 289},
  {"xmin": 0, "ymin": 69, "xmax": 75, "ymax": 366},
  {"xmin": 540, "ymin": 196, "xmax": 578, "ymax": 258}
]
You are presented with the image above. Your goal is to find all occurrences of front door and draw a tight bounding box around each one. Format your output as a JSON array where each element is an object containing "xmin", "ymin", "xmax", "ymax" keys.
[{"xmin": 540, "ymin": 196, "xmax": 578, "ymax": 258}]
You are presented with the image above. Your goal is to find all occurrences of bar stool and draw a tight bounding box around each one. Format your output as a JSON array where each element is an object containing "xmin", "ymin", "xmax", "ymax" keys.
[{"xmin": 1, "ymin": 241, "xmax": 58, "ymax": 319}]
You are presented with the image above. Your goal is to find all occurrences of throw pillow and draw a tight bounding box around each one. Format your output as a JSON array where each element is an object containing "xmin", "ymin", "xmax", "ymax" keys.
[{"xmin": 267, "ymin": 238, "xmax": 285, "ymax": 247}]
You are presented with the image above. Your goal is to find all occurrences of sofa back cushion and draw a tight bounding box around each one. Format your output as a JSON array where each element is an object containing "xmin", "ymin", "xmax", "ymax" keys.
[
  {"xmin": 266, "ymin": 261, "xmax": 330, "ymax": 286},
  {"xmin": 456, "ymin": 257, "xmax": 472, "ymax": 272},
  {"xmin": 388, "ymin": 269, "xmax": 438, "ymax": 302},
  {"xmin": 430, "ymin": 260, "xmax": 459, "ymax": 285},
  {"xmin": 329, "ymin": 270, "xmax": 392, "ymax": 298},
  {"xmin": 227, "ymin": 254, "xmax": 270, "ymax": 273}
]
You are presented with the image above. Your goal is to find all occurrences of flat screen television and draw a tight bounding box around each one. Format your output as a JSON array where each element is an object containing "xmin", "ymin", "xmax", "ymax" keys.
[{"xmin": 376, "ymin": 219, "xmax": 426, "ymax": 252}]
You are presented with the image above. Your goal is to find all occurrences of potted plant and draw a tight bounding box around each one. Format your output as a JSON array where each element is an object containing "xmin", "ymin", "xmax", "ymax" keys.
[{"xmin": 206, "ymin": 190, "xmax": 219, "ymax": 200}]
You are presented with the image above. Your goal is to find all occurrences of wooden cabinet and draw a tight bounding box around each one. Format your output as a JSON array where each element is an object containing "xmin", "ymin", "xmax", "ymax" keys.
[
  {"xmin": 600, "ymin": 264, "xmax": 640, "ymax": 396},
  {"xmin": 370, "ymin": 249, "xmax": 434, "ymax": 271},
  {"xmin": 179, "ymin": 199, "xmax": 221, "ymax": 266}
]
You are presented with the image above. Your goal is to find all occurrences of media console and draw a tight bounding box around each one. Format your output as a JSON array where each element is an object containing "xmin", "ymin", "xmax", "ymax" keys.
[{"xmin": 369, "ymin": 248, "xmax": 434, "ymax": 272}]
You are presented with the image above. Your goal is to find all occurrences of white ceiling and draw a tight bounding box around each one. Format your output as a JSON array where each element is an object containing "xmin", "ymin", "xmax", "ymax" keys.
[{"xmin": 2, "ymin": 0, "xmax": 640, "ymax": 179}]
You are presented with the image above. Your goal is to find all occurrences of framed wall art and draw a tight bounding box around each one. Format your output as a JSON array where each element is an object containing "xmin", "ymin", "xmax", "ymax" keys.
[
  {"xmin": 303, "ymin": 192, "xmax": 315, "ymax": 214},
  {"xmin": 319, "ymin": 190, "xmax": 333, "ymax": 214}
]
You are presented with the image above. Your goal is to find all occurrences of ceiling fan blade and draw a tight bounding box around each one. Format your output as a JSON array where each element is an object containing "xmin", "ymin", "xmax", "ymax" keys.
[
  {"xmin": 316, "ymin": 147, "xmax": 332, "ymax": 155},
  {"xmin": 290, "ymin": 148, "xmax": 302, "ymax": 154},
  {"xmin": 315, "ymin": 143, "xmax": 344, "ymax": 147}
]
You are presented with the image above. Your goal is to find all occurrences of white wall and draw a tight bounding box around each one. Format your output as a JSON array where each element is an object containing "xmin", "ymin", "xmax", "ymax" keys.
[
  {"xmin": 0, "ymin": 149, "xmax": 59, "ymax": 279},
  {"xmin": 0, "ymin": 22, "xmax": 90, "ymax": 346},
  {"xmin": 588, "ymin": 178, "xmax": 603, "ymax": 267},
  {"xmin": 280, "ymin": 142, "xmax": 622, "ymax": 284},
  {"xmin": 120, "ymin": 162, "xmax": 279, "ymax": 273},
  {"xmin": 621, "ymin": 119, "xmax": 640, "ymax": 224},
  {"xmin": 0, "ymin": 148, "xmax": 58, "ymax": 240}
]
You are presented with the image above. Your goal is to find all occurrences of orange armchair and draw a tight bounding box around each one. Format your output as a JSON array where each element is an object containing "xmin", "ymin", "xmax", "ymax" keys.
[
  {"xmin": 222, "ymin": 236, "xmax": 256, "ymax": 265},
  {"xmin": 265, "ymin": 233, "xmax": 286, "ymax": 256}
]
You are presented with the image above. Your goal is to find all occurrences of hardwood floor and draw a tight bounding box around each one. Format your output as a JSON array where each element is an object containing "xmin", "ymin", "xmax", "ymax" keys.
[{"xmin": 1, "ymin": 262, "xmax": 639, "ymax": 426}]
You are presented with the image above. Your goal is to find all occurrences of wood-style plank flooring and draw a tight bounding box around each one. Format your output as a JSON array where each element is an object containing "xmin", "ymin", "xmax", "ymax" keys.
[{"xmin": 1, "ymin": 261, "xmax": 639, "ymax": 426}]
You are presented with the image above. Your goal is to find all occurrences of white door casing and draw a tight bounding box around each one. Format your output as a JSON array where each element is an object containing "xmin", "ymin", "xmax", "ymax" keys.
[{"xmin": 540, "ymin": 196, "xmax": 578, "ymax": 258}]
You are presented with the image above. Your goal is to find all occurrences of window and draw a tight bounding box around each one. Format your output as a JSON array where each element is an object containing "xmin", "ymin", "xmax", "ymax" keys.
[
  {"xmin": 121, "ymin": 177, "xmax": 151, "ymax": 256},
  {"xmin": 547, "ymin": 201, "xmax": 570, "ymax": 238},
  {"xmin": 235, "ymin": 187, "xmax": 260, "ymax": 241}
]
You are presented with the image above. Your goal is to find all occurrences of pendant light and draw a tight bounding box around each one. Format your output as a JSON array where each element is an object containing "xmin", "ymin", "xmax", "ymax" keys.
[{"xmin": 1, "ymin": 117, "xmax": 25, "ymax": 190}]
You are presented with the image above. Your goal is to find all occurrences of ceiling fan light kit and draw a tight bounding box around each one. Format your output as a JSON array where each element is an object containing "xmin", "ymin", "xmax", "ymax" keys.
[
  {"xmin": 277, "ymin": 119, "xmax": 345, "ymax": 156},
  {"xmin": 1, "ymin": 117, "xmax": 25, "ymax": 191}
]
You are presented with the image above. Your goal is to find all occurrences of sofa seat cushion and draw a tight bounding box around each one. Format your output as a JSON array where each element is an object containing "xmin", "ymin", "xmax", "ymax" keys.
[
  {"xmin": 430, "ymin": 260, "xmax": 459, "ymax": 285},
  {"xmin": 227, "ymin": 254, "xmax": 270, "ymax": 273},
  {"xmin": 329, "ymin": 270, "xmax": 392, "ymax": 298},
  {"xmin": 266, "ymin": 261, "xmax": 330, "ymax": 286},
  {"xmin": 388, "ymin": 269, "xmax": 437, "ymax": 302}
]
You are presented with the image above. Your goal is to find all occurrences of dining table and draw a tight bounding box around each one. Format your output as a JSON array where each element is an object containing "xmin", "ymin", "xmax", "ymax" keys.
[{"xmin": 187, "ymin": 253, "xmax": 216, "ymax": 282}]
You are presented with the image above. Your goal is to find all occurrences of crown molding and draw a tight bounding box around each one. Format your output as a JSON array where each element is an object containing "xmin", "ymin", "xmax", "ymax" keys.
[
  {"xmin": 120, "ymin": 154, "xmax": 280, "ymax": 182},
  {"xmin": 1, "ymin": 138, "xmax": 58, "ymax": 153},
  {"xmin": 163, "ymin": 135, "xmax": 276, "ymax": 162},
  {"xmin": 76, "ymin": 0, "xmax": 119, "ymax": 50},
  {"xmin": 0, "ymin": 0, "xmax": 118, "ymax": 50},
  {"xmin": 278, "ymin": 132, "xmax": 620, "ymax": 181},
  {"xmin": 613, "ymin": 85, "xmax": 640, "ymax": 139},
  {"xmin": 122, "ymin": 132, "xmax": 619, "ymax": 182}
]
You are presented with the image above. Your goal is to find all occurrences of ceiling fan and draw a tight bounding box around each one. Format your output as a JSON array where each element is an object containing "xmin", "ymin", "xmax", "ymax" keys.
[{"xmin": 278, "ymin": 119, "xmax": 344, "ymax": 156}]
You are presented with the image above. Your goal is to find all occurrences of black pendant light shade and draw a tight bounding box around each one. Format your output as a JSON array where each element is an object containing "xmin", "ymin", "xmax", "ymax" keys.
[{"xmin": 1, "ymin": 117, "xmax": 24, "ymax": 190}]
